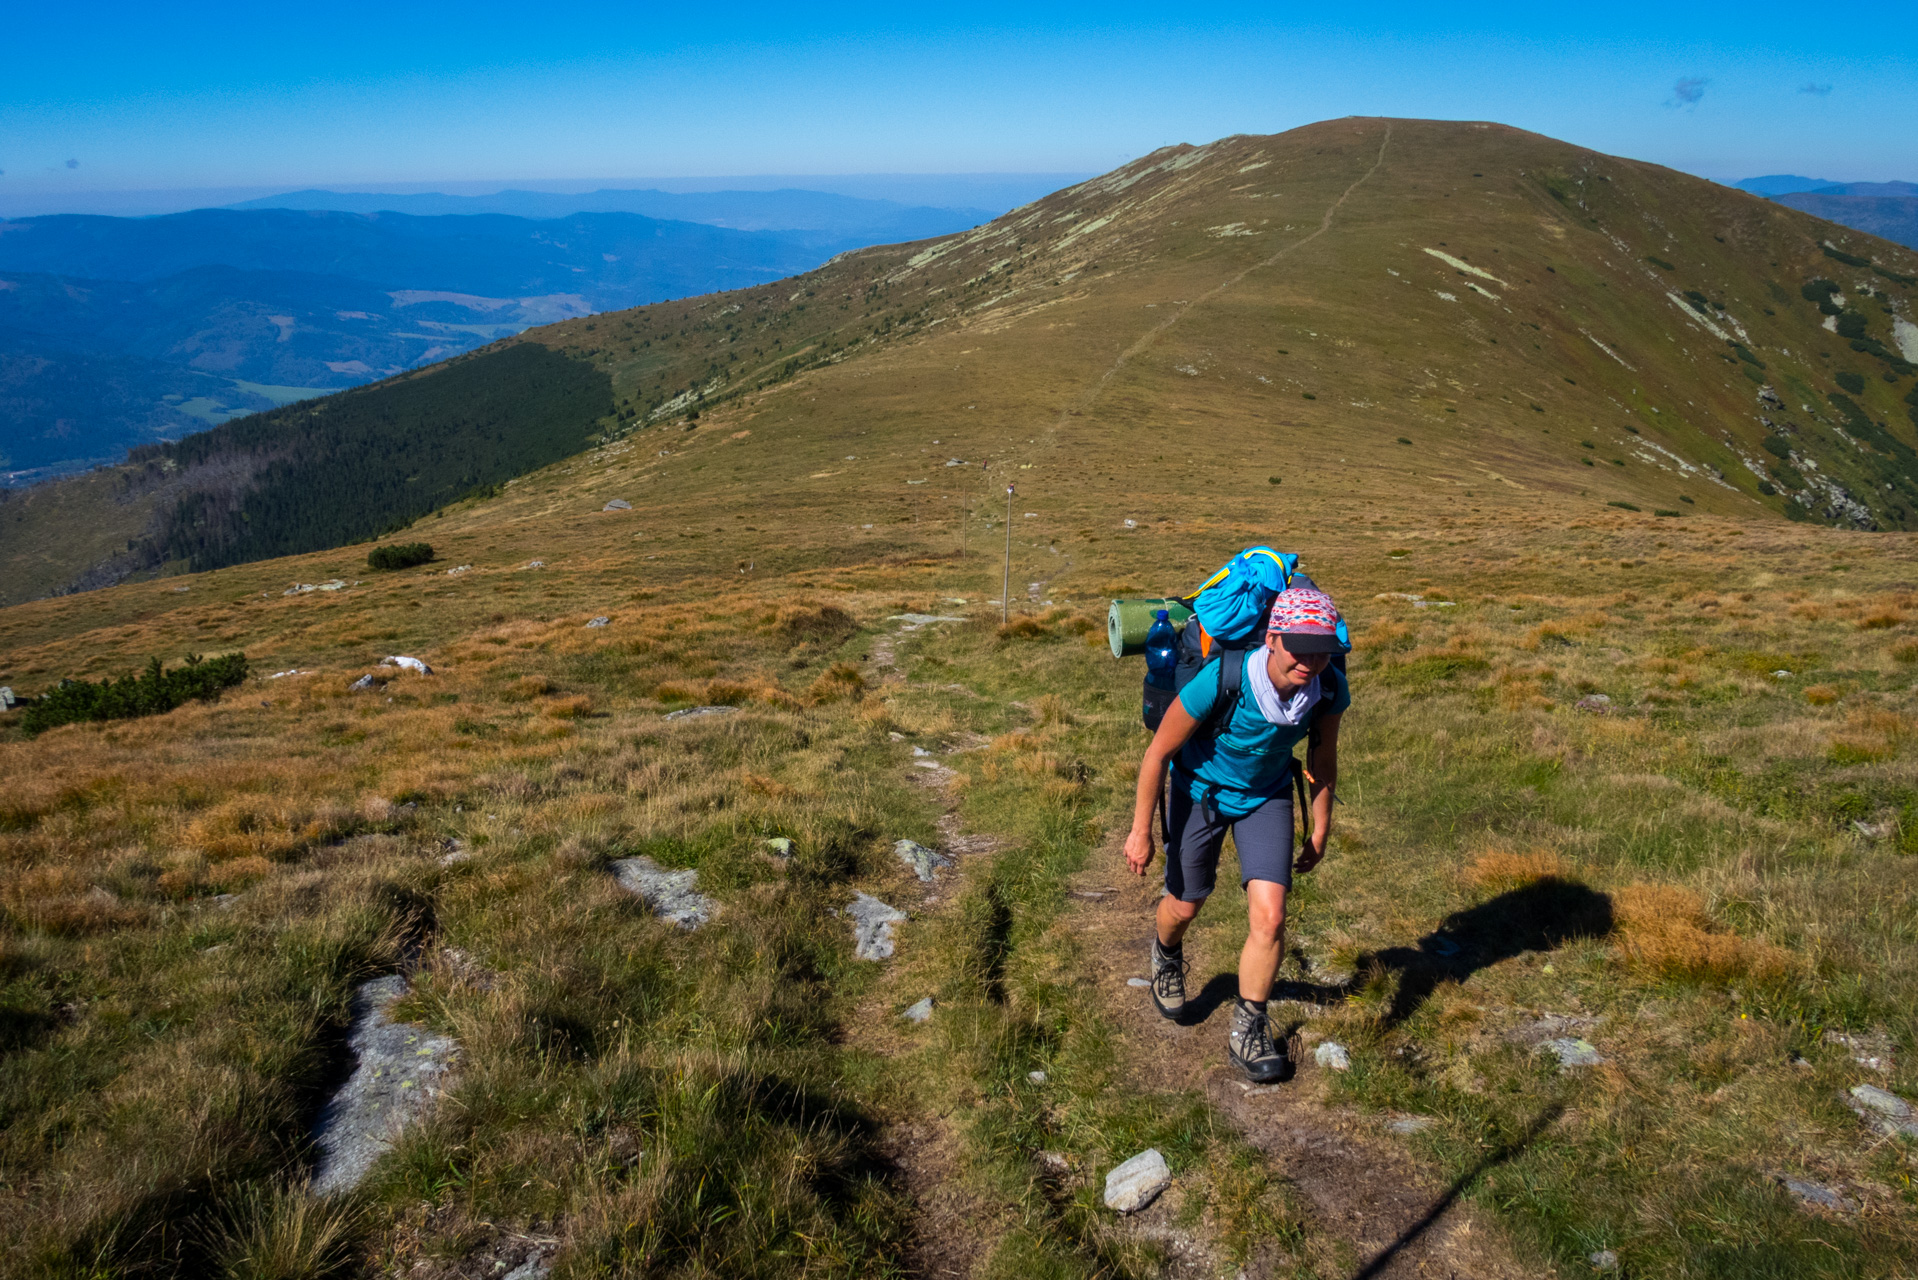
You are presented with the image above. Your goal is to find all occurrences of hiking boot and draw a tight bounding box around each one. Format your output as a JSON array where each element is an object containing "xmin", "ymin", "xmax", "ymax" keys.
[
  {"xmin": 1149, "ymin": 936, "xmax": 1189, "ymax": 1022},
  {"xmin": 1228, "ymin": 1000, "xmax": 1290, "ymax": 1084}
]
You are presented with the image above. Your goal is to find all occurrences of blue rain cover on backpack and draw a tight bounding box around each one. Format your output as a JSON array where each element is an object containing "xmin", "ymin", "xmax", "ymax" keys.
[{"xmin": 1190, "ymin": 546, "xmax": 1298, "ymax": 642}]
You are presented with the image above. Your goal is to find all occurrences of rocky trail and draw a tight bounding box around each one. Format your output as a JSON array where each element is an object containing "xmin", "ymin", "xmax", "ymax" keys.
[{"xmin": 857, "ymin": 613, "xmax": 1542, "ymax": 1278}]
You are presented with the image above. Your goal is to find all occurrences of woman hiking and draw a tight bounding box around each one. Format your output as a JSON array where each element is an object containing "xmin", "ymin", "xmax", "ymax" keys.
[{"xmin": 1122, "ymin": 585, "xmax": 1349, "ymax": 1083}]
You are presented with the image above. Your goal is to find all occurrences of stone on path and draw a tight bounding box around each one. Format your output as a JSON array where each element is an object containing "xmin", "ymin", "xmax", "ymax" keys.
[
  {"xmin": 1545, "ymin": 1037, "xmax": 1604, "ymax": 1069},
  {"xmin": 1127, "ymin": 977, "xmax": 1152, "ymax": 988},
  {"xmin": 1314, "ymin": 1041, "xmax": 1351, "ymax": 1071},
  {"xmin": 1103, "ymin": 1148, "xmax": 1172, "ymax": 1214},
  {"xmin": 663, "ymin": 705, "xmax": 739, "ymax": 722},
  {"xmin": 1846, "ymin": 1084, "xmax": 1918, "ymax": 1138},
  {"xmin": 894, "ymin": 839, "xmax": 955, "ymax": 882},
  {"xmin": 310, "ymin": 975, "xmax": 459, "ymax": 1195},
  {"xmin": 885, "ymin": 613, "xmax": 966, "ymax": 630},
  {"xmin": 611, "ymin": 857, "xmax": 715, "ymax": 929},
  {"xmin": 848, "ymin": 892, "xmax": 906, "ymax": 960},
  {"xmin": 1776, "ymin": 1174, "xmax": 1855, "ymax": 1212},
  {"xmin": 902, "ymin": 997, "xmax": 935, "ymax": 1023}
]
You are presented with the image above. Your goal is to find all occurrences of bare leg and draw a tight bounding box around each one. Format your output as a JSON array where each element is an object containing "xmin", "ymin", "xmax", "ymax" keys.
[
  {"xmin": 1156, "ymin": 894, "xmax": 1201, "ymax": 948},
  {"xmin": 1238, "ymin": 880, "xmax": 1288, "ymax": 1002}
]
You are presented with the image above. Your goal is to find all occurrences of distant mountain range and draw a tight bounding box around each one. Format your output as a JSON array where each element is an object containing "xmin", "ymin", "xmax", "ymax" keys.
[
  {"xmin": 1733, "ymin": 175, "xmax": 1918, "ymax": 253},
  {"xmin": 0, "ymin": 191, "xmax": 1005, "ymax": 482},
  {"xmin": 223, "ymin": 187, "xmax": 994, "ymax": 239}
]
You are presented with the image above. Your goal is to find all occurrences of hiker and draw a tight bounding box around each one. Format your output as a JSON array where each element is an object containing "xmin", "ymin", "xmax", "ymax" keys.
[{"xmin": 1122, "ymin": 586, "xmax": 1349, "ymax": 1083}]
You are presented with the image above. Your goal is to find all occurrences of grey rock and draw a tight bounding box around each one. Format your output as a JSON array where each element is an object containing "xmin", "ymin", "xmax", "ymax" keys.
[
  {"xmin": 585, "ymin": 616, "xmax": 611, "ymax": 628},
  {"xmin": 1846, "ymin": 1084, "xmax": 1918, "ymax": 1138},
  {"xmin": 1103, "ymin": 1148, "xmax": 1171, "ymax": 1214},
  {"xmin": 1387, "ymin": 1116, "xmax": 1434, "ymax": 1135},
  {"xmin": 1589, "ymin": 1249, "xmax": 1619, "ymax": 1271},
  {"xmin": 603, "ymin": 499, "xmax": 632, "ymax": 511},
  {"xmin": 0, "ymin": 687, "xmax": 15, "ymax": 711},
  {"xmin": 348, "ymin": 674, "xmax": 381, "ymax": 691},
  {"xmin": 848, "ymin": 892, "xmax": 907, "ymax": 960},
  {"xmin": 380, "ymin": 655, "xmax": 431, "ymax": 674},
  {"xmin": 1850, "ymin": 819, "xmax": 1892, "ymax": 839},
  {"xmin": 310, "ymin": 975, "xmax": 459, "ymax": 1195},
  {"xmin": 1575, "ymin": 694, "xmax": 1612, "ymax": 714},
  {"xmin": 438, "ymin": 849, "xmax": 473, "ymax": 868},
  {"xmin": 1772, "ymin": 669, "xmax": 1791, "ymax": 678},
  {"xmin": 1507, "ymin": 1012, "xmax": 1596, "ymax": 1047},
  {"xmin": 894, "ymin": 839, "xmax": 955, "ymax": 882},
  {"xmin": 1127, "ymin": 977, "xmax": 1152, "ymax": 988},
  {"xmin": 902, "ymin": 997, "xmax": 935, "ymax": 1023},
  {"xmin": 765, "ymin": 837, "xmax": 794, "ymax": 859},
  {"xmin": 1825, "ymin": 1029, "xmax": 1894, "ymax": 1072},
  {"xmin": 1314, "ymin": 1041, "xmax": 1352, "ymax": 1071},
  {"xmin": 1776, "ymin": 1174, "xmax": 1854, "ymax": 1212},
  {"xmin": 885, "ymin": 613, "xmax": 967, "ymax": 629},
  {"xmin": 610, "ymin": 857, "xmax": 715, "ymax": 929},
  {"xmin": 1545, "ymin": 1037, "xmax": 1604, "ymax": 1069},
  {"xmin": 1028, "ymin": 1070, "xmax": 1048, "ymax": 1084},
  {"xmin": 502, "ymin": 1249, "xmax": 551, "ymax": 1280},
  {"xmin": 662, "ymin": 705, "xmax": 739, "ymax": 722}
]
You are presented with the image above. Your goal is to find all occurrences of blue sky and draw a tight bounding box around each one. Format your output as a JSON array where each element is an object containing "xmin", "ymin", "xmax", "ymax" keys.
[{"xmin": 4, "ymin": 1, "xmax": 1914, "ymax": 213}]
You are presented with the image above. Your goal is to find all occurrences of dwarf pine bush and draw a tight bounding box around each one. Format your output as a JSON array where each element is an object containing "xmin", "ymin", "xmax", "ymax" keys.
[
  {"xmin": 367, "ymin": 542, "xmax": 435, "ymax": 570},
  {"xmin": 21, "ymin": 653, "xmax": 249, "ymax": 735}
]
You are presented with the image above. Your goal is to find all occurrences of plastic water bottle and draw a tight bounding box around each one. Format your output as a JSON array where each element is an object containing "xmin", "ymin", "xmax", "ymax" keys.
[{"xmin": 1145, "ymin": 609, "xmax": 1178, "ymax": 690}]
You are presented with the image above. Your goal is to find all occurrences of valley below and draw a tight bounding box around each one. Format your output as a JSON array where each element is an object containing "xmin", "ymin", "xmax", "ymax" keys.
[{"xmin": 1, "ymin": 118, "xmax": 1915, "ymax": 1279}]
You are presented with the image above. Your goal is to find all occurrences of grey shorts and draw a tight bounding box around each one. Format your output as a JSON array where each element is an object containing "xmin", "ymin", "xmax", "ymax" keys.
[{"xmin": 1163, "ymin": 779, "xmax": 1295, "ymax": 902}]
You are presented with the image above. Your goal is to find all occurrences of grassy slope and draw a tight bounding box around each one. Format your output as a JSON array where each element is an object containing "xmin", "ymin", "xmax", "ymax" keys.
[
  {"xmin": 0, "ymin": 118, "xmax": 1915, "ymax": 1278},
  {"xmin": 11, "ymin": 116, "xmax": 1918, "ymax": 605}
]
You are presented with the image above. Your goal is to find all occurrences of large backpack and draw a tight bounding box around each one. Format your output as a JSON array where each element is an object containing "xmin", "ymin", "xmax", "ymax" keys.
[{"xmin": 1141, "ymin": 546, "xmax": 1346, "ymax": 734}]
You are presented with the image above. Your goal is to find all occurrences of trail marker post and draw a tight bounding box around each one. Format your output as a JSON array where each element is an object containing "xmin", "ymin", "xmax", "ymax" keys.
[{"xmin": 1002, "ymin": 483, "xmax": 1015, "ymax": 626}]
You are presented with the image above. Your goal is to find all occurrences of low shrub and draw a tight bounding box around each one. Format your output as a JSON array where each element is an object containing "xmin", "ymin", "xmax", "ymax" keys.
[
  {"xmin": 1643, "ymin": 255, "xmax": 1676, "ymax": 271},
  {"xmin": 1761, "ymin": 434, "xmax": 1792, "ymax": 459},
  {"xmin": 1396, "ymin": 437, "xmax": 1412, "ymax": 445},
  {"xmin": 1608, "ymin": 500, "xmax": 1640, "ymax": 511},
  {"xmin": 21, "ymin": 653, "xmax": 249, "ymax": 734},
  {"xmin": 1836, "ymin": 371, "xmax": 1866, "ymax": 394},
  {"xmin": 1756, "ymin": 480, "xmax": 1778, "ymax": 496},
  {"xmin": 367, "ymin": 542, "xmax": 435, "ymax": 570},
  {"xmin": 1801, "ymin": 278, "xmax": 1839, "ymax": 303},
  {"xmin": 1654, "ymin": 509, "xmax": 1682, "ymax": 518},
  {"xmin": 1823, "ymin": 243, "xmax": 1871, "ymax": 269}
]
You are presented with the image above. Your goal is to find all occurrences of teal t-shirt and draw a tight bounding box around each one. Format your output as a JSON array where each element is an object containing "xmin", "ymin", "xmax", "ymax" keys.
[{"xmin": 1174, "ymin": 657, "xmax": 1349, "ymax": 817}]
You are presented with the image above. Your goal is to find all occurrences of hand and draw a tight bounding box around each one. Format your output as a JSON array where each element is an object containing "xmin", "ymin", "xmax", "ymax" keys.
[
  {"xmin": 1123, "ymin": 828, "xmax": 1155, "ymax": 877},
  {"xmin": 1294, "ymin": 833, "xmax": 1328, "ymax": 875}
]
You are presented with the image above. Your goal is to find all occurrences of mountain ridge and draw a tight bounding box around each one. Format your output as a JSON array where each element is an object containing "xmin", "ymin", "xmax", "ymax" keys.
[{"xmin": 7, "ymin": 116, "xmax": 1918, "ymax": 607}]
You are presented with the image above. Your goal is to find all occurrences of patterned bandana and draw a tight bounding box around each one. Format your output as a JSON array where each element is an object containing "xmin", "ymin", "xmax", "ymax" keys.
[{"xmin": 1269, "ymin": 587, "xmax": 1341, "ymax": 637}]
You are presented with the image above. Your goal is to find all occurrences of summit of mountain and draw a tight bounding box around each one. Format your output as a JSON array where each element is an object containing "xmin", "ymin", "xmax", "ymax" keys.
[{"xmin": 7, "ymin": 116, "xmax": 1918, "ymax": 605}]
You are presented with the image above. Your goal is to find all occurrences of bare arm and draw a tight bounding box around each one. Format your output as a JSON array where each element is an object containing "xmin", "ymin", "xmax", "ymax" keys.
[
  {"xmin": 1295, "ymin": 712, "xmax": 1340, "ymax": 873},
  {"xmin": 1124, "ymin": 699, "xmax": 1201, "ymax": 875}
]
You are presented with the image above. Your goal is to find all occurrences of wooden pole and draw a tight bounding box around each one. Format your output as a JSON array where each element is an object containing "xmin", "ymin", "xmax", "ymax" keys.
[{"xmin": 1002, "ymin": 482, "xmax": 1015, "ymax": 626}]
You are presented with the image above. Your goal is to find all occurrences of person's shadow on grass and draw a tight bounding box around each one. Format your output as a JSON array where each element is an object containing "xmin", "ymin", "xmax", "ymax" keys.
[{"xmin": 1253, "ymin": 876, "xmax": 1616, "ymax": 1027}]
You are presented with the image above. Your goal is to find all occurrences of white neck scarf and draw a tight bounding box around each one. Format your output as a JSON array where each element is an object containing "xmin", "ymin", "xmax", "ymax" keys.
[{"xmin": 1245, "ymin": 648, "xmax": 1321, "ymax": 726}]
